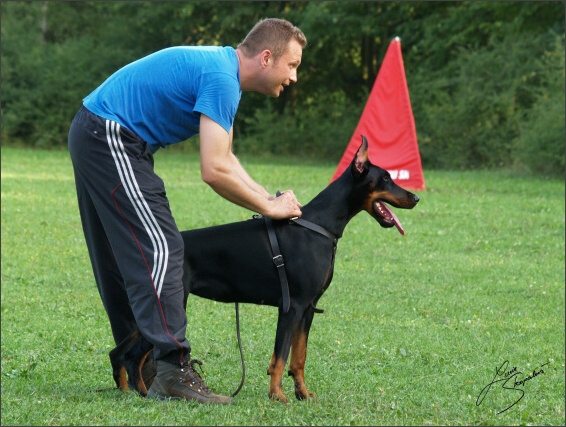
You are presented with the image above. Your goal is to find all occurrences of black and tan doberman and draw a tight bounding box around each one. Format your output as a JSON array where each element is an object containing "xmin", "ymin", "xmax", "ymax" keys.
[{"xmin": 110, "ymin": 135, "xmax": 419, "ymax": 402}]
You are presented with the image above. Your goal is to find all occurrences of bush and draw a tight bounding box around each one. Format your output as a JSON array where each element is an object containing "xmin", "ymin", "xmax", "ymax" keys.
[
  {"xmin": 412, "ymin": 29, "xmax": 564, "ymax": 173},
  {"xmin": 236, "ymin": 90, "xmax": 363, "ymax": 161},
  {"xmin": 512, "ymin": 33, "xmax": 565, "ymax": 177}
]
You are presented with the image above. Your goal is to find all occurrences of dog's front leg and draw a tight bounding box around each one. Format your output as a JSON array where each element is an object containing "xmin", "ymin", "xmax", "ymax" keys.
[
  {"xmin": 267, "ymin": 310, "xmax": 301, "ymax": 403},
  {"xmin": 288, "ymin": 308, "xmax": 316, "ymax": 400},
  {"xmin": 267, "ymin": 352, "xmax": 288, "ymax": 403}
]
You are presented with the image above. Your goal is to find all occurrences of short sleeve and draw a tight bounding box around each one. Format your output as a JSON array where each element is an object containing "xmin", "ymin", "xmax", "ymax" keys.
[{"xmin": 193, "ymin": 72, "xmax": 241, "ymax": 134}]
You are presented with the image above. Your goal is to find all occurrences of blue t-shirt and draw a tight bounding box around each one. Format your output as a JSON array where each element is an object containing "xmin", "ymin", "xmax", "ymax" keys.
[{"xmin": 83, "ymin": 46, "xmax": 241, "ymax": 152}]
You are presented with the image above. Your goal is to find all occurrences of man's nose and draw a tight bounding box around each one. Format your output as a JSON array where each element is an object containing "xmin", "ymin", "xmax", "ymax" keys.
[{"xmin": 289, "ymin": 69, "xmax": 297, "ymax": 83}]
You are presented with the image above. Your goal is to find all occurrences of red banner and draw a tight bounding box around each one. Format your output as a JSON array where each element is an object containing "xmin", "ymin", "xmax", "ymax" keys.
[{"xmin": 331, "ymin": 37, "xmax": 425, "ymax": 191}]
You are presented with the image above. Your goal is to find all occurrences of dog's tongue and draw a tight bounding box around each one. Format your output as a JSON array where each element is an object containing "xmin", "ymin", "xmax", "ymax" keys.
[{"xmin": 380, "ymin": 202, "xmax": 405, "ymax": 235}]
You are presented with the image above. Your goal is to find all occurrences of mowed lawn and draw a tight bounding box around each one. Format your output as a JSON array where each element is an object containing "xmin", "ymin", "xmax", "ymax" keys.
[{"xmin": 1, "ymin": 147, "xmax": 564, "ymax": 426}]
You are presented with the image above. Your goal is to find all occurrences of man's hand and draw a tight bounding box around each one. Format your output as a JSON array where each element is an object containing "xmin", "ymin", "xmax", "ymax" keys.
[{"xmin": 265, "ymin": 190, "xmax": 302, "ymax": 220}]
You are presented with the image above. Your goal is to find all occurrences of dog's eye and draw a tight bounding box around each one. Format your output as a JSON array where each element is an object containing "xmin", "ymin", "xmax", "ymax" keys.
[{"xmin": 383, "ymin": 176, "xmax": 390, "ymax": 183}]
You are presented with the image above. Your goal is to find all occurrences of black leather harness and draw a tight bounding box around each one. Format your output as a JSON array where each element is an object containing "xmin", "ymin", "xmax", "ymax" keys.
[{"xmin": 264, "ymin": 216, "xmax": 337, "ymax": 313}]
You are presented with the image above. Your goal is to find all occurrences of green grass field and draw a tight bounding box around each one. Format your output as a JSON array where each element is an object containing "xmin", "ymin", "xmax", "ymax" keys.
[{"xmin": 1, "ymin": 146, "xmax": 564, "ymax": 426}]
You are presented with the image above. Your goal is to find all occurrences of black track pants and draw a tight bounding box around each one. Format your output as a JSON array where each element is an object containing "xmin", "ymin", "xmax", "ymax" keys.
[{"xmin": 68, "ymin": 105, "xmax": 190, "ymax": 365}]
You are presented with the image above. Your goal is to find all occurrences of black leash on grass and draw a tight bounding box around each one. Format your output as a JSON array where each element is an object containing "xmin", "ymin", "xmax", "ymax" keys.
[{"xmin": 231, "ymin": 301, "xmax": 246, "ymax": 397}]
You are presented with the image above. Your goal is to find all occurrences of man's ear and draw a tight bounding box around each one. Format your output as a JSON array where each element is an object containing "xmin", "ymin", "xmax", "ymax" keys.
[{"xmin": 260, "ymin": 49, "xmax": 272, "ymax": 68}]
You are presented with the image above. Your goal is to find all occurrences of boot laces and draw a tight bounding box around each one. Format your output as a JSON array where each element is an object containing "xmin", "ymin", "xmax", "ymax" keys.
[{"xmin": 179, "ymin": 359, "xmax": 211, "ymax": 393}]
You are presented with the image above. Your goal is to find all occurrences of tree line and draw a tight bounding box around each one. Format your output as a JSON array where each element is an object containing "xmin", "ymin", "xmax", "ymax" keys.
[{"xmin": 2, "ymin": 1, "xmax": 564, "ymax": 175}]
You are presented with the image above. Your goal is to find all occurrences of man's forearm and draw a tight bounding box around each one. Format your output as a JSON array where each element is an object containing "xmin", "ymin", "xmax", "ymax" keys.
[{"xmin": 230, "ymin": 152, "xmax": 272, "ymax": 199}]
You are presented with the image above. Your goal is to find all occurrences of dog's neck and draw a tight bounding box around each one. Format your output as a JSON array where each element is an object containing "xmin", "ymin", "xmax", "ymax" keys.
[{"xmin": 299, "ymin": 172, "xmax": 360, "ymax": 239}]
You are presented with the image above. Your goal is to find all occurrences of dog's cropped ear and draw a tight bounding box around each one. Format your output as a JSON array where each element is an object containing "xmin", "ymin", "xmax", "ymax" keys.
[{"xmin": 352, "ymin": 135, "xmax": 370, "ymax": 177}]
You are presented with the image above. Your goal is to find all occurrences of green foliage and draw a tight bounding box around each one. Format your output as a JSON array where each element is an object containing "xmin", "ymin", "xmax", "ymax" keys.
[
  {"xmin": 1, "ymin": 2, "xmax": 142, "ymax": 147},
  {"xmin": 2, "ymin": 148, "xmax": 564, "ymax": 425},
  {"xmin": 513, "ymin": 33, "xmax": 565, "ymax": 176},
  {"xmin": 237, "ymin": 89, "xmax": 363, "ymax": 159},
  {"xmin": 1, "ymin": 2, "xmax": 564, "ymax": 176},
  {"xmin": 412, "ymin": 29, "xmax": 565, "ymax": 172}
]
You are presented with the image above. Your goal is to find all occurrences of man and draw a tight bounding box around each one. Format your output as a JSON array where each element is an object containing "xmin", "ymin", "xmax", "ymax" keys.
[{"xmin": 68, "ymin": 18, "xmax": 306, "ymax": 404}]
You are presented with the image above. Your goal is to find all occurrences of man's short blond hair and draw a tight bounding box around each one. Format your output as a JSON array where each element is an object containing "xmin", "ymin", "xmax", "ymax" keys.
[{"xmin": 237, "ymin": 18, "xmax": 307, "ymax": 61}]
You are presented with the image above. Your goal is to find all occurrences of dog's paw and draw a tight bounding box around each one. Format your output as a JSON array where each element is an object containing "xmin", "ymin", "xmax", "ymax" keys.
[
  {"xmin": 295, "ymin": 389, "xmax": 316, "ymax": 401},
  {"xmin": 292, "ymin": 379, "xmax": 316, "ymax": 401},
  {"xmin": 268, "ymin": 390, "xmax": 289, "ymax": 404}
]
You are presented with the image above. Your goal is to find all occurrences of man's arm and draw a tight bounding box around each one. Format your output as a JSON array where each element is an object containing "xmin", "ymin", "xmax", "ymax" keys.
[
  {"xmin": 198, "ymin": 114, "xmax": 302, "ymax": 219},
  {"xmin": 226, "ymin": 127, "xmax": 272, "ymax": 199}
]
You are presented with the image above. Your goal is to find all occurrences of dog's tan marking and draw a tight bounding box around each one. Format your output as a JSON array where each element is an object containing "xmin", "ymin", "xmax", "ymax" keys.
[
  {"xmin": 289, "ymin": 329, "xmax": 315, "ymax": 400},
  {"xmin": 267, "ymin": 353, "xmax": 288, "ymax": 403},
  {"xmin": 134, "ymin": 349, "xmax": 153, "ymax": 396},
  {"xmin": 117, "ymin": 365, "xmax": 129, "ymax": 392}
]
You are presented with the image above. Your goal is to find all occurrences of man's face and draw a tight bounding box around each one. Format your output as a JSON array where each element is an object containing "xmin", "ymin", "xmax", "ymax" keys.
[{"xmin": 262, "ymin": 39, "xmax": 303, "ymax": 98}]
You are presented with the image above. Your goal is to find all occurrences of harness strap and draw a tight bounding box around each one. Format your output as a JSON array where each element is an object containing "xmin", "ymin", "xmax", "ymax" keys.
[
  {"xmin": 290, "ymin": 218, "xmax": 338, "ymax": 245},
  {"xmin": 264, "ymin": 217, "xmax": 291, "ymax": 313},
  {"xmin": 311, "ymin": 301, "xmax": 325, "ymax": 314}
]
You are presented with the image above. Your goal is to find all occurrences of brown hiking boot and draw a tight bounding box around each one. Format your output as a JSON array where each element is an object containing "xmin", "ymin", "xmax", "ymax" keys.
[{"xmin": 147, "ymin": 359, "xmax": 233, "ymax": 404}]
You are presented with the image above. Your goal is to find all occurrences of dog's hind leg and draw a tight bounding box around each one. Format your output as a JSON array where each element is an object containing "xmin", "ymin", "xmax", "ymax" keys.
[
  {"xmin": 288, "ymin": 308, "xmax": 316, "ymax": 401},
  {"xmin": 109, "ymin": 328, "xmax": 141, "ymax": 392},
  {"xmin": 123, "ymin": 335, "xmax": 156, "ymax": 396},
  {"xmin": 108, "ymin": 328, "xmax": 156, "ymax": 396}
]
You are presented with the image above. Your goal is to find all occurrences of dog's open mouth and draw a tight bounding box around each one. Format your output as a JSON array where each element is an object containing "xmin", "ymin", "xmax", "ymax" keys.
[{"xmin": 374, "ymin": 200, "xmax": 405, "ymax": 235}]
